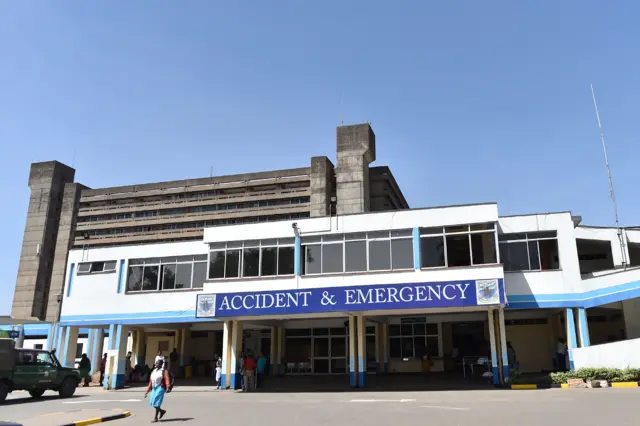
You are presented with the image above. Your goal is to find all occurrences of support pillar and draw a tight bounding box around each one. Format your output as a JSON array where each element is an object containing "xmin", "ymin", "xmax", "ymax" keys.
[
  {"xmin": 46, "ymin": 323, "xmax": 58, "ymax": 351},
  {"xmin": 133, "ymin": 329, "xmax": 146, "ymax": 367},
  {"xmin": 13, "ymin": 325, "xmax": 25, "ymax": 348},
  {"xmin": 230, "ymin": 320, "xmax": 243, "ymax": 390},
  {"xmin": 61, "ymin": 326, "xmax": 79, "ymax": 368},
  {"xmin": 488, "ymin": 310, "xmax": 499, "ymax": 385},
  {"xmin": 374, "ymin": 323, "xmax": 380, "ymax": 374},
  {"xmin": 348, "ymin": 315, "xmax": 357, "ymax": 387},
  {"xmin": 111, "ymin": 324, "xmax": 129, "ymax": 389},
  {"xmin": 381, "ymin": 323, "xmax": 389, "ymax": 373},
  {"xmin": 104, "ymin": 324, "xmax": 116, "ymax": 390},
  {"xmin": 497, "ymin": 309, "xmax": 509, "ymax": 380},
  {"xmin": 566, "ymin": 308, "xmax": 578, "ymax": 371},
  {"xmin": 270, "ymin": 326, "xmax": 278, "ymax": 375},
  {"xmin": 576, "ymin": 308, "xmax": 590, "ymax": 348},
  {"xmin": 356, "ymin": 315, "xmax": 366, "ymax": 388},
  {"xmin": 90, "ymin": 329, "xmax": 105, "ymax": 375},
  {"xmin": 55, "ymin": 325, "xmax": 67, "ymax": 361},
  {"xmin": 221, "ymin": 321, "xmax": 233, "ymax": 389},
  {"xmin": 277, "ymin": 326, "xmax": 284, "ymax": 375},
  {"xmin": 180, "ymin": 327, "xmax": 190, "ymax": 377}
]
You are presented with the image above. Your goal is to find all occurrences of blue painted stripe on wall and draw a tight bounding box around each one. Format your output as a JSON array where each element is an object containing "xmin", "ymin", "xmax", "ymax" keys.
[
  {"xmin": 221, "ymin": 374, "xmax": 227, "ymax": 389},
  {"xmin": 294, "ymin": 235, "xmax": 301, "ymax": 276},
  {"xmin": 492, "ymin": 367, "xmax": 499, "ymax": 385},
  {"xmin": 66, "ymin": 264, "xmax": 76, "ymax": 297},
  {"xmin": 104, "ymin": 324, "xmax": 116, "ymax": 390},
  {"xmin": 117, "ymin": 260, "xmax": 126, "ymax": 293},
  {"xmin": 61, "ymin": 310, "xmax": 211, "ymax": 321},
  {"xmin": 412, "ymin": 228, "xmax": 421, "ymax": 270},
  {"xmin": 60, "ymin": 316, "xmax": 214, "ymax": 327},
  {"xmin": 578, "ymin": 308, "xmax": 590, "ymax": 347},
  {"xmin": 114, "ymin": 324, "xmax": 123, "ymax": 350},
  {"xmin": 508, "ymin": 279, "xmax": 640, "ymax": 309}
]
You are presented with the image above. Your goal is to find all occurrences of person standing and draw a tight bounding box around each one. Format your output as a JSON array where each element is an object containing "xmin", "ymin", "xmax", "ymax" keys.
[
  {"xmin": 215, "ymin": 356, "xmax": 222, "ymax": 389},
  {"xmin": 243, "ymin": 351, "xmax": 257, "ymax": 392},
  {"xmin": 145, "ymin": 359, "xmax": 170, "ymax": 423},
  {"xmin": 556, "ymin": 338, "xmax": 568, "ymax": 371},
  {"xmin": 99, "ymin": 353, "xmax": 107, "ymax": 386},
  {"xmin": 155, "ymin": 351, "xmax": 166, "ymax": 369},
  {"xmin": 506, "ymin": 342, "xmax": 517, "ymax": 372},
  {"xmin": 78, "ymin": 354, "xmax": 91, "ymax": 387},
  {"xmin": 256, "ymin": 353, "xmax": 267, "ymax": 388},
  {"xmin": 169, "ymin": 348, "xmax": 179, "ymax": 377}
]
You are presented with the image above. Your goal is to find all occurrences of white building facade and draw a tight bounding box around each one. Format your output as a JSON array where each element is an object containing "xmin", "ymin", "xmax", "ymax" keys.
[{"xmin": 53, "ymin": 203, "xmax": 640, "ymax": 389}]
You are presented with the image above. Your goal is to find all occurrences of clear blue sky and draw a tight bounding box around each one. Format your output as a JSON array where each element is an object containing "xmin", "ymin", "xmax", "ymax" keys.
[{"xmin": 1, "ymin": 1, "xmax": 638, "ymax": 315}]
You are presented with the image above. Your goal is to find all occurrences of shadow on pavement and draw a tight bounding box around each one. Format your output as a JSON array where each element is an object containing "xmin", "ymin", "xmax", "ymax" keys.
[
  {"xmin": 160, "ymin": 418, "xmax": 194, "ymax": 423},
  {"xmin": 3, "ymin": 394, "xmax": 87, "ymax": 406}
]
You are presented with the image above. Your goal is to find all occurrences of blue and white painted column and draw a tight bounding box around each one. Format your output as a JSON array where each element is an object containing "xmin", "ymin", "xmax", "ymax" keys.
[
  {"xmin": 497, "ymin": 309, "xmax": 509, "ymax": 380},
  {"xmin": 133, "ymin": 329, "xmax": 146, "ymax": 367},
  {"xmin": 86, "ymin": 329, "xmax": 95, "ymax": 363},
  {"xmin": 46, "ymin": 323, "xmax": 58, "ymax": 351},
  {"xmin": 180, "ymin": 327, "xmax": 190, "ymax": 377},
  {"xmin": 55, "ymin": 325, "xmax": 67, "ymax": 359},
  {"xmin": 374, "ymin": 323, "xmax": 381, "ymax": 374},
  {"xmin": 221, "ymin": 321, "xmax": 232, "ymax": 389},
  {"xmin": 104, "ymin": 324, "xmax": 116, "ymax": 390},
  {"xmin": 576, "ymin": 308, "xmax": 590, "ymax": 348},
  {"xmin": 348, "ymin": 315, "xmax": 357, "ymax": 387},
  {"xmin": 566, "ymin": 308, "xmax": 578, "ymax": 370},
  {"xmin": 90, "ymin": 329, "xmax": 105, "ymax": 375},
  {"xmin": 110, "ymin": 324, "xmax": 129, "ymax": 389},
  {"xmin": 13, "ymin": 325, "xmax": 25, "ymax": 348},
  {"xmin": 230, "ymin": 320, "xmax": 243, "ymax": 390},
  {"xmin": 412, "ymin": 227, "xmax": 421, "ymax": 270},
  {"xmin": 488, "ymin": 310, "xmax": 499, "ymax": 385},
  {"xmin": 356, "ymin": 315, "xmax": 366, "ymax": 388},
  {"xmin": 61, "ymin": 326, "xmax": 79, "ymax": 368}
]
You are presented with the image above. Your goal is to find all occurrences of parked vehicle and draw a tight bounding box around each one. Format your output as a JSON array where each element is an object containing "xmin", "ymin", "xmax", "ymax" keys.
[{"xmin": 0, "ymin": 338, "xmax": 80, "ymax": 403}]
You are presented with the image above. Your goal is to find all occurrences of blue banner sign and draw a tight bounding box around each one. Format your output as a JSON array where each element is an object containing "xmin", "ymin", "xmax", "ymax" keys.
[{"xmin": 196, "ymin": 278, "xmax": 504, "ymax": 318}]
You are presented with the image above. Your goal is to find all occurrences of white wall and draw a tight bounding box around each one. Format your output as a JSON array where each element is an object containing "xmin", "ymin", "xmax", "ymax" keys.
[
  {"xmin": 573, "ymin": 338, "xmax": 640, "ymax": 369},
  {"xmin": 61, "ymin": 241, "xmax": 208, "ymax": 320},
  {"xmin": 204, "ymin": 203, "xmax": 499, "ymax": 242}
]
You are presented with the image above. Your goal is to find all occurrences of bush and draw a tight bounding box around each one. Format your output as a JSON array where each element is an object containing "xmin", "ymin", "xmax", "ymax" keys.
[{"xmin": 509, "ymin": 368, "xmax": 640, "ymax": 385}]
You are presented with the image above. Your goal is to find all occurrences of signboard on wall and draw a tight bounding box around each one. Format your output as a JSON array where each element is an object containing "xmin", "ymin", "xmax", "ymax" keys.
[{"xmin": 196, "ymin": 278, "xmax": 504, "ymax": 318}]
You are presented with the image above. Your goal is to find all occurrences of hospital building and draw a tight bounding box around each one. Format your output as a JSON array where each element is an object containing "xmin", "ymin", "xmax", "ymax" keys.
[{"xmin": 5, "ymin": 123, "xmax": 640, "ymax": 390}]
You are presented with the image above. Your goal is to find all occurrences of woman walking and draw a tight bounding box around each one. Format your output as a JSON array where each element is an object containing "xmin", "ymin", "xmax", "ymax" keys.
[{"xmin": 145, "ymin": 359, "xmax": 170, "ymax": 423}]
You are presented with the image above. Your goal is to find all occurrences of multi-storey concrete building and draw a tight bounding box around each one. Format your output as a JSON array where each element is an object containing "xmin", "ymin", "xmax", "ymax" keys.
[{"xmin": 10, "ymin": 123, "xmax": 407, "ymax": 325}]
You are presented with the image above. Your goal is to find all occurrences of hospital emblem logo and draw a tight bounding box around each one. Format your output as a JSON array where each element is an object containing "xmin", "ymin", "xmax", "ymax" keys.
[
  {"xmin": 196, "ymin": 294, "xmax": 216, "ymax": 318},
  {"xmin": 475, "ymin": 279, "xmax": 499, "ymax": 305}
]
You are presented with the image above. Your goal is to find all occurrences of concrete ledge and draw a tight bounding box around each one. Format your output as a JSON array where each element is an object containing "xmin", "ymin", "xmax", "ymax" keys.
[
  {"xmin": 506, "ymin": 382, "xmax": 640, "ymax": 389},
  {"xmin": 59, "ymin": 411, "xmax": 131, "ymax": 426}
]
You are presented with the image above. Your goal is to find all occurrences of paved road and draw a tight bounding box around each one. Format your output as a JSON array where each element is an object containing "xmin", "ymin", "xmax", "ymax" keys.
[{"xmin": 3, "ymin": 386, "xmax": 639, "ymax": 426}]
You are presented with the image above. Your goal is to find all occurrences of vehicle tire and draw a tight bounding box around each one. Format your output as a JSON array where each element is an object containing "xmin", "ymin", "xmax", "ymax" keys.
[
  {"xmin": 0, "ymin": 381, "xmax": 8, "ymax": 403},
  {"xmin": 58, "ymin": 377, "xmax": 76, "ymax": 398},
  {"xmin": 29, "ymin": 389, "xmax": 45, "ymax": 399}
]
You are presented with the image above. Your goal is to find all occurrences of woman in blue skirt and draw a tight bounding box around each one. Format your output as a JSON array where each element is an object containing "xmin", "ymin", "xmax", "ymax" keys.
[{"xmin": 145, "ymin": 359, "xmax": 170, "ymax": 422}]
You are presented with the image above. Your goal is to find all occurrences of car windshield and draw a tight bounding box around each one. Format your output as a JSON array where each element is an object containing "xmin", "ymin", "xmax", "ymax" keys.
[{"xmin": 36, "ymin": 352, "xmax": 56, "ymax": 367}]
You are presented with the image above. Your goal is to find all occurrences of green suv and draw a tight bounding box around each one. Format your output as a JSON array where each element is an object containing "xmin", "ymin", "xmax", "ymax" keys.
[{"xmin": 0, "ymin": 338, "xmax": 81, "ymax": 403}]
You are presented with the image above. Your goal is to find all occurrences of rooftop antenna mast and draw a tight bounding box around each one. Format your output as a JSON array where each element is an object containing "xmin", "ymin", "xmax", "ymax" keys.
[{"xmin": 590, "ymin": 84, "xmax": 627, "ymax": 268}]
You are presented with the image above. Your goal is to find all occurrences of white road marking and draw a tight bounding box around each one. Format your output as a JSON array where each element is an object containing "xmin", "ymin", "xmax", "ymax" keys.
[
  {"xmin": 62, "ymin": 399, "xmax": 141, "ymax": 404},
  {"xmin": 349, "ymin": 399, "xmax": 416, "ymax": 403},
  {"xmin": 421, "ymin": 405, "xmax": 469, "ymax": 411}
]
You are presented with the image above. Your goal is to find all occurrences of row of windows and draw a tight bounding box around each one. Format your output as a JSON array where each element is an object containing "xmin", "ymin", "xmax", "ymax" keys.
[
  {"xmin": 208, "ymin": 239, "xmax": 296, "ymax": 279},
  {"xmin": 420, "ymin": 223, "xmax": 497, "ymax": 268},
  {"xmin": 389, "ymin": 322, "xmax": 440, "ymax": 358},
  {"xmin": 78, "ymin": 197, "xmax": 310, "ymax": 223},
  {"xmin": 498, "ymin": 231, "xmax": 560, "ymax": 271},
  {"xmin": 127, "ymin": 256, "xmax": 207, "ymax": 292},
  {"xmin": 77, "ymin": 213, "xmax": 310, "ymax": 237}
]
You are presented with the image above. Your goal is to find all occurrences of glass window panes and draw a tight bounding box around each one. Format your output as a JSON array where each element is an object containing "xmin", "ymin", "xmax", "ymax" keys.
[
  {"xmin": 305, "ymin": 245, "xmax": 322, "ymax": 274},
  {"xmin": 322, "ymin": 243, "xmax": 343, "ymax": 273},
  {"xmin": 446, "ymin": 234, "xmax": 471, "ymax": 267},
  {"xmin": 225, "ymin": 250, "xmax": 241, "ymax": 278},
  {"xmin": 192, "ymin": 262, "xmax": 206, "ymax": 289},
  {"xmin": 278, "ymin": 247, "xmax": 294, "ymax": 275},
  {"xmin": 127, "ymin": 266, "xmax": 143, "ymax": 291},
  {"xmin": 209, "ymin": 251, "xmax": 225, "ymax": 279},
  {"xmin": 498, "ymin": 232, "xmax": 560, "ymax": 272},
  {"xmin": 391, "ymin": 238, "xmax": 413, "ymax": 269},
  {"xmin": 369, "ymin": 240, "xmax": 391, "ymax": 270},
  {"xmin": 261, "ymin": 247, "xmax": 277, "ymax": 276},
  {"xmin": 142, "ymin": 265, "xmax": 159, "ymax": 291},
  {"xmin": 471, "ymin": 233, "xmax": 497, "ymax": 265},
  {"xmin": 243, "ymin": 248, "xmax": 260, "ymax": 277},
  {"xmin": 345, "ymin": 241, "xmax": 367, "ymax": 272},
  {"xmin": 176, "ymin": 263, "xmax": 193, "ymax": 289},
  {"xmin": 421, "ymin": 236, "xmax": 445, "ymax": 268},
  {"xmin": 161, "ymin": 264, "xmax": 176, "ymax": 290}
]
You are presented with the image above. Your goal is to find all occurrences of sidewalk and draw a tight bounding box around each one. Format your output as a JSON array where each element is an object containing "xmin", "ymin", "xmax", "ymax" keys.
[{"xmin": 20, "ymin": 409, "xmax": 131, "ymax": 426}]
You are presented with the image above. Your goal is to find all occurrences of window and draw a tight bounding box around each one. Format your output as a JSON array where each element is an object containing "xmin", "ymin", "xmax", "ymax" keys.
[
  {"xmin": 389, "ymin": 320, "xmax": 439, "ymax": 358},
  {"xmin": 77, "ymin": 260, "xmax": 117, "ymax": 274},
  {"xmin": 499, "ymin": 231, "xmax": 560, "ymax": 271},
  {"xmin": 420, "ymin": 223, "xmax": 497, "ymax": 268},
  {"xmin": 302, "ymin": 230, "xmax": 414, "ymax": 275},
  {"xmin": 36, "ymin": 352, "xmax": 55, "ymax": 366},
  {"xmin": 34, "ymin": 344, "xmax": 43, "ymax": 350},
  {"xmin": 75, "ymin": 343, "xmax": 83, "ymax": 358},
  {"xmin": 208, "ymin": 239, "xmax": 296, "ymax": 279},
  {"xmin": 126, "ymin": 255, "xmax": 207, "ymax": 293}
]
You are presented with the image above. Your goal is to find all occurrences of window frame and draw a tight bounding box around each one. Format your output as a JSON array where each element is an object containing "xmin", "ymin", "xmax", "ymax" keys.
[
  {"xmin": 389, "ymin": 321, "xmax": 440, "ymax": 359},
  {"xmin": 207, "ymin": 238, "xmax": 296, "ymax": 280},
  {"xmin": 419, "ymin": 223, "xmax": 498, "ymax": 269},
  {"xmin": 125, "ymin": 255, "xmax": 207, "ymax": 293},
  {"xmin": 498, "ymin": 231, "xmax": 560, "ymax": 272},
  {"xmin": 77, "ymin": 260, "xmax": 118, "ymax": 275}
]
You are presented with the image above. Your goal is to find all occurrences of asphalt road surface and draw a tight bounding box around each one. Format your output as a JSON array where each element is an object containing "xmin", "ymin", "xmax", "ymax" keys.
[{"xmin": 2, "ymin": 386, "xmax": 638, "ymax": 426}]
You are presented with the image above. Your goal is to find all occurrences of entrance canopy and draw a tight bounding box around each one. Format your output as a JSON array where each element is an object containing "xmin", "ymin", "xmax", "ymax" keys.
[{"xmin": 196, "ymin": 278, "xmax": 505, "ymax": 320}]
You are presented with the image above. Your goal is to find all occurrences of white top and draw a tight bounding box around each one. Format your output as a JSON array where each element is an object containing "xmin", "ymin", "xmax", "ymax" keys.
[
  {"xmin": 150, "ymin": 369, "xmax": 164, "ymax": 387},
  {"xmin": 154, "ymin": 355, "xmax": 166, "ymax": 369},
  {"xmin": 556, "ymin": 341, "xmax": 567, "ymax": 354}
]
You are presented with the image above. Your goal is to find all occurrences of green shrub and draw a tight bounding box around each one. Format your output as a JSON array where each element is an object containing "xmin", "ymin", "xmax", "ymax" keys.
[{"xmin": 508, "ymin": 368, "xmax": 640, "ymax": 385}]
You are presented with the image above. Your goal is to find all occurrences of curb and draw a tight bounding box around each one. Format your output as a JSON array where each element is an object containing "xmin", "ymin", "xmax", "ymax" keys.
[
  {"xmin": 59, "ymin": 411, "xmax": 131, "ymax": 426},
  {"xmin": 505, "ymin": 381, "xmax": 640, "ymax": 389}
]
